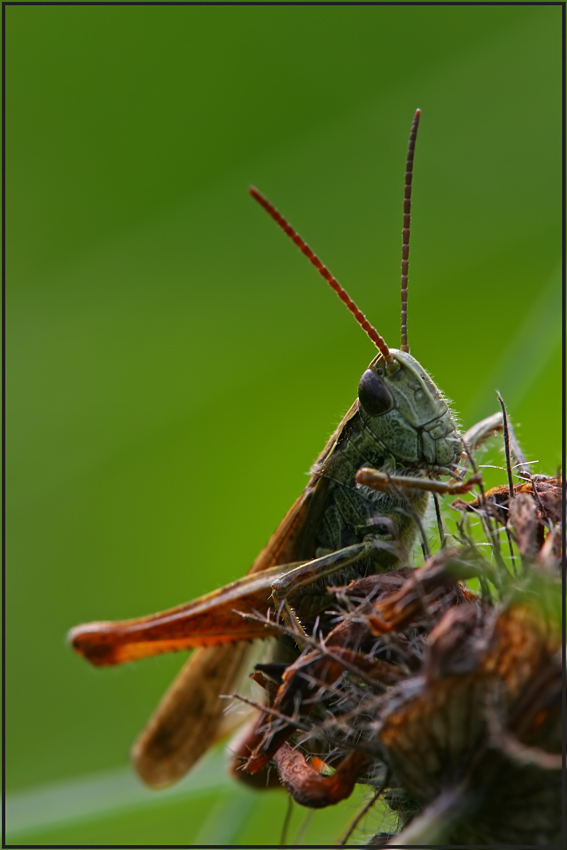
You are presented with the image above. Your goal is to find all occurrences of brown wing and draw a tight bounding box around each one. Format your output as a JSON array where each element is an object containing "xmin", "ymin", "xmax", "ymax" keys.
[
  {"xmin": 130, "ymin": 401, "xmax": 358, "ymax": 787},
  {"xmin": 132, "ymin": 643, "xmax": 252, "ymax": 787}
]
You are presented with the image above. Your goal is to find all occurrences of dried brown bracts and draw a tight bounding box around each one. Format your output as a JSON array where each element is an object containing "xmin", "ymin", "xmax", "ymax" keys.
[{"xmin": 233, "ymin": 474, "xmax": 563, "ymax": 845}]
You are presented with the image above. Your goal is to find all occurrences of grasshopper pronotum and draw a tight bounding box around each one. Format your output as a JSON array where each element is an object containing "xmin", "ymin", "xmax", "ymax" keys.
[{"xmin": 70, "ymin": 110, "xmax": 483, "ymax": 790}]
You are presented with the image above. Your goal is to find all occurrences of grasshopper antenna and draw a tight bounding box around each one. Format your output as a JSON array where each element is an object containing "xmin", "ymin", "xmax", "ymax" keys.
[
  {"xmin": 249, "ymin": 186, "xmax": 391, "ymax": 360},
  {"xmin": 400, "ymin": 108, "xmax": 421, "ymax": 354}
]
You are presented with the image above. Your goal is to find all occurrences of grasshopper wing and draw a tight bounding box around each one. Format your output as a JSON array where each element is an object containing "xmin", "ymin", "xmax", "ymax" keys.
[{"xmin": 132, "ymin": 643, "xmax": 252, "ymax": 788}]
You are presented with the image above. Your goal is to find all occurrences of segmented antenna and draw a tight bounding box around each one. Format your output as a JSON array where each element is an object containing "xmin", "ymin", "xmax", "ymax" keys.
[
  {"xmin": 249, "ymin": 187, "xmax": 391, "ymax": 360},
  {"xmin": 400, "ymin": 108, "xmax": 421, "ymax": 354}
]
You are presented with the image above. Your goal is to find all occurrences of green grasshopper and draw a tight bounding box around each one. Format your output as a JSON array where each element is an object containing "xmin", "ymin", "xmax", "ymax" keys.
[{"xmin": 69, "ymin": 110, "xmax": 475, "ymax": 790}]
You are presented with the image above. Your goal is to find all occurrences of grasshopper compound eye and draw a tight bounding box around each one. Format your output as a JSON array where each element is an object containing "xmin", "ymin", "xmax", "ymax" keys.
[{"xmin": 358, "ymin": 369, "xmax": 394, "ymax": 416}]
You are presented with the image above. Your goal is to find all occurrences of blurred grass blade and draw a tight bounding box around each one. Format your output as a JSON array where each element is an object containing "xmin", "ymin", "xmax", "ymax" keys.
[
  {"xmin": 6, "ymin": 750, "xmax": 231, "ymax": 840},
  {"xmin": 192, "ymin": 787, "xmax": 259, "ymax": 845},
  {"xmin": 468, "ymin": 263, "xmax": 561, "ymax": 417}
]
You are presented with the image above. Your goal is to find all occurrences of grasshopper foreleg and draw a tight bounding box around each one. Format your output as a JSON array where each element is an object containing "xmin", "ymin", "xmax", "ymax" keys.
[
  {"xmin": 461, "ymin": 410, "xmax": 530, "ymax": 476},
  {"xmin": 356, "ymin": 469, "xmax": 483, "ymax": 496}
]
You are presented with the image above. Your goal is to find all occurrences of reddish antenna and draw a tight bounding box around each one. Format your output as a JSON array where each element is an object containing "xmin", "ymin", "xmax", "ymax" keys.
[
  {"xmin": 249, "ymin": 186, "xmax": 391, "ymax": 360},
  {"xmin": 400, "ymin": 108, "xmax": 421, "ymax": 354}
]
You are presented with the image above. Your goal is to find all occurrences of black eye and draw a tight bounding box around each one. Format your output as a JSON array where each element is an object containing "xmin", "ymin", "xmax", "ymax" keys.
[{"xmin": 358, "ymin": 369, "xmax": 394, "ymax": 416}]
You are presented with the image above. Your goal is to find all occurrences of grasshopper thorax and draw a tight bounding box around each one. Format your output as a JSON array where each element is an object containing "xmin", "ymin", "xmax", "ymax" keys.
[{"xmin": 357, "ymin": 350, "xmax": 461, "ymax": 473}]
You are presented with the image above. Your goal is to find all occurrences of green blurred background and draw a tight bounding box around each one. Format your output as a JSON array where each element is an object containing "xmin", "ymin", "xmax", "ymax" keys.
[{"xmin": 6, "ymin": 3, "xmax": 561, "ymax": 845}]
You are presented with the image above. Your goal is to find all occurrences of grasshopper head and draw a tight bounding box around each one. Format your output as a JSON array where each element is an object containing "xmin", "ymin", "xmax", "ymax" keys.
[{"xmin": 357, "ymin": 350, "xmax": 461, "ymax": 473}]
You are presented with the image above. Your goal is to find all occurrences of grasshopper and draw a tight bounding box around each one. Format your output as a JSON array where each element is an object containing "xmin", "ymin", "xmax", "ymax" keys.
[{"xmin": 69, "ymin": 110, "xmax": 471, "ymax": 789}]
